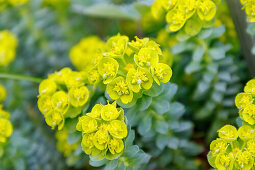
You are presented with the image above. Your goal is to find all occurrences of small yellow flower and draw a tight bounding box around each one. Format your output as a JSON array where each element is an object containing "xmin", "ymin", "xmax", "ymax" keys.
[
  {"xmin": 178, "ymin": 0, "xmax": 197, "ymax": 19},
  {"xmin": 244, "ymin": 79, "xmax": 255, "ymax": 95},
  {"xmin": 152, "ymin": 63, "xmax": 172, "ymax": 85},
  {"xmin": 166, "ymin": 8, "xmax": 187, "ymax": 32},
  {"xmin": 37, "ymin": 95, "xmax": 53, "ymax": 115},
  {"xmin": 64, "ymin": 71, "xmax": 84, "ymax": 88},
  {"xmin": 161, "ymin": 0, "xmax": 178, "ymax": 11},
  {"xmin": 151, "ymin": 0, "xmax": 165, "ymax": 20},
  {"xmin": 197, "ymin": 0, "xmax": 216, "ymax": 21},
  {"xmin": 68, "ymin": 86, "xmax": 89, "ymax": 107},
  {"xmin": 45, "ymin": 110, "xmax": 64, "ymax": 130},
  {"xmin": 51, "ymin": 91, "xmax": 69, "ymax": 114},
  {"xmin": 101, "ymin": 101, "xmax": 120, "ymax": 121},
  {"xmin": 76, "ymin": 115, "xmax": 98, "ymax": 133},
  {"xmin": 49, "ymin": 67, "xmax": 72, "ymax": 84},
  {"xmin": 81, "ymin": 133, "xmax": 101, "ymax": 155},
  {"xmin": 108, "ymin": 138, "xmax": 124, "ymax": 155},
  {"xmin": 0, "ymin": 84, "xmax": 7, "ymax": 102},
  {"xmin": 0, "ymin": 30, "xmax": 18, "ymax": 66},
  {"xmin": 134, "ymin": 48, "xmax": 159, "ymax": 68},
  {"xmin": 87, "ymin": 68, "xmax": 101, "ymax": 86},
  {"xmin": 87, "ymin": 104, "xmax": 103, "ymax": 119},
  {"xmin": 0, "ymin": 118, "xmax": 13, "ymax": 143},
  {"xmin": 98, "ymin": 57, "xmax": 119, "ymax": 84},
  {"xmin": 217, "ymin": 125, "xmax": 238, "ymax": 141},
  {"xmin": 235, "ymin": 93, "xmax": 253, "ymax": 109},
  {"xmin": 106, "ymin": 77, "xmax": 133, "ymax": 104},
  {"xmin": 210, "ymin": 139, "xmax": 228, "ymax": 156},
  {"xmin": 105, "ymin": 34, "xmax": 129, "ymax": 57},
  {"xmin": 129, "ymin": 36, "xmax": 149, "ymax": 50},
  {"xmin": 108, "ymin": 120, "xmax": 127, "ymax": 139},
  {"xmin": 242, "ymin": 104, "xmax": 255, "ymax": 125},
  {"xmin": 245, "ymin": 2, "xmax": 255, "ymax": 22},
  {"xmin": 238, "ymin": 125, "xmax": 255, "ymax": 140},
  {"xmin": 247, "ymin": 139, "xmax": 255, "ymax": 155},
  {"xmin": 0, "ymin": 105, "xmax": 10, "ymax": 119},
  {"xmin": 215, "ymin": 153, "xmax": 234, "ymax": 170},
  {"xmin": 93, "ymin": 130, "xmax": 110, "ymax": 150},
  {"xmin": 235, "ymin": 151, "xmax": 253, "ymax": 170},
  {"xmin": 126, "ymin": 67, "xmax": 153, "ymax": 93},
  {"xmin": 39, "ymin": 79, "xmax": 57, "ymax": 96},
  {"xmin": 69, "ymin": 36, "xmax": 104, "ymax": 71}
]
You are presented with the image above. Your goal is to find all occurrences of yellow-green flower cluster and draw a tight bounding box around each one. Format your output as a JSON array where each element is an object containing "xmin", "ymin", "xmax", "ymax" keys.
[
  {"xmin": 240, "ymin": 0, "xmax": 255, "ymax": 22},
  {"xmin": 151, "ymin": 0, "xmax": 219, "ymax": 32},
  {"xmin": 76, "ymin": 102, "xmax": 127, "ymax": 160},
  {"xmin": 37, "ymin": 67, "xmax": 90, "ymax": 130},
  {"xmin": 0, "ymin": 85, "xmax": 13, "ymax": 143},
  {"xmin": 0, "ymin": 30, "xmax": 18, "ymax": 66},
  {"xmin": 71, "ymin": 34, "xmax": 172, "ymax": 104},
  {"xmin": 55, "ymin": 128, "xmax": 79, "ymax": 157},
  {"xmin": 70, "ymin": 36, "xmax": 105, "ymax": 71},
  {"xmin": 235, "ymin": 79, "xmax": 255, "ymax": 125},
  {"xmin": 208, "ymin": 124, "xmax": 255, "ymax": 170}
]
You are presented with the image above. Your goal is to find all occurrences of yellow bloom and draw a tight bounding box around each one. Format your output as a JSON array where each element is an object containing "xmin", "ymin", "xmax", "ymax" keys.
[
  {"xmin": 126, "ymin": 67, "xmax": 153, "ymax": 93},
  {"xmin": 87, "ymin": 68, "xmax": 101, "ymax": 86},
  {"xmin": 108, "ymin": 120, "xmax": 127, "ymax": 139},
  {"xmin": 244, "ymin": 79, "xmax": 255, "ymax": 95},
  {"xmin": 215, "ymin": 153, "xmax": 234, "ymax": 170},
  {"xmin": 106, "ymin": 77, "xmax": 133, "ymax": 104},
  {"xmin": 166, "ymin": 8, "xmax": 187, "ymax": 32},
  {"xmin": 178, "ymin": 0, "xmax": 197, "ymax": 19},
  {"xmin": 210, "ymin": 139, "xmax": 228, "ymax": 156},
  {"xmin": 49, "ymin": 67, "xmax": 72, "ymax": 84},
  {"xmin": 64, "ymin": 71, "xmax": 84, "ymax": 88},
  {"xmin": 242, "ymin": 104, "xmax": 255, "ymax": 125},
  {"xmin": 197, "ymin": 0, "xmax": 216, "ymax": 21},
  {"xmin": 152, "ymin": 63, "xmax": 172, "ymax": 85},
  {"xmin": 87, "ymin": 104, "xmax": 103, "ymax": 119},
  {"xmin": 247, "ymin": 139, "xmax": 255, "ymax": 155},
  {"xmin": 108, "ymin": 138, "xmax": 124, "ymax": 155},
  {"xmin": 37, "ymin": 95, "xmax": 53, "ymax": 115},
  {"xmin": 70, "ymin": 36, "xmax": 104, "ymax": 71},
  {"xmin": 81, "ymin": 133, "xmax": 101, "ymax": 155},
  {"xmin": 0, "ymin": 84, "xmax": 7, "ymax": 102},
  {"xmin": 105, "ymin": 34, "xmax": 129, "ymax": 57},
  {"xmin": 238, "ymin": 125, "xmax": 255, "ymax": 140},
  {"xmin": 68, "ymin": 86, "xmax": 89, "ymax": 107},
  {"xmin": 0, "ymin": 30, "xmax": 18, "ymax": 66},
  {"xmin": 39, "ymin": 79, "xmax": 57, "ymax": 96},
  {"xmin": 129, "ymin": 36, "xmax": 149, "ymax": 50},
  {"xmin": 0, "ymin": 118, "xmax": 13, "ymax": 143},
  {"xmin": 0, "ymin": 105, "xmax": 10, "ymax": 119},
  {"xmin": 217, "ymin": 125, "xmax": 238, "ymax": 141},
  {"xmin": 93, "ymin": 130, "xmax": 110, "ymax": 150},
  {"xmin": 134, "ymin": 48, "xmax": 159, "ymax": 68},
  {"xmin": 51, "ymin": 91, "xmax": 69, "ymax": 114},
  {"xmin": 235, "ymin": 151, "xmax": 253, "ymax": 170},
  {"xmin": 151, "ymin": 0, "xmax": 165, "ymax": 20},
  {"xmin": 245, "ymin": 2, "xmax": 255, "ymax": 22},
  {"xmin": 161, "ymin": 0, "xmax": 178, "ymax": 10},
  {"xmin": 76, "ymin": 115, "xmax": 98, "ymax": 133},
  {"xmin": 101, "ymin": 101, "xmax": 120, "ymax": 121},
  {"xmin": 235, "ymin": 93, "xmax": 253, "ymax": 109},
  {"xmin": 45, "ymin": 110, "xmax": 64, "ymax": 130},
  {"xmin": 98, "ymin": 57, "xmax": 119, "ymax": 84}
]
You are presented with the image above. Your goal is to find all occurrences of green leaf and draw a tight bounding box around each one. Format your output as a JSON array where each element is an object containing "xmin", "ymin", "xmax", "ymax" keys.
[
  {"xmin": 67, "ymin": 132, "xmax": 81, "ymax": 145},
  {"xmin": 185, "ymin": 61, "xmax": 201, "ymax": 74},
  {"xmin": 144, "ymin": 82, "xmax": 164, "ymax": 97},
  {"xmin": 152, "ymin": 100, "xmax": 170, "ymax": 115},
  {"xmin": 138, "ymin": 113, "xmax": 152, "ymax": 135},
  {"xmin": 158, "ymin": 83, "xmax": 178, "ymax": 101},
  {"xmin": 167, "ymin": 137, "xmax": 179, "ymax": 149},
  {"xmin": 137, "ymin": 95, "xmax": 152, "ymax": 111},
  {"xmin": 89, "ymin": 159, "xmax": 108, "ymax": 167},
  {"xmin": 123, "ymin": 145, "xmax": 139, "ymax": 157},
  {"xmin": 155, "ymin": 120, "xmax": 168, "ymax": 134},
  {"xmin": 125, "ymin": 130, "xmax": 135, "ymax": 148},
  {"xmin": 104, "ymin": 159, "xmax": 118, "ymax": 170},
  {"xmin": 167, "ymin": 102, "xmax": 185, "ymax": 119},
  {"xmin": 156, "ymin": 135, "xmax": 168, "ymax": 150},
  {"xmin": 72, "ymin": 3, "xmax": 141, "ymax": 20},
  {"xmin": 192, "ymin": 46, "xmax": 204, "ymax": 61}
]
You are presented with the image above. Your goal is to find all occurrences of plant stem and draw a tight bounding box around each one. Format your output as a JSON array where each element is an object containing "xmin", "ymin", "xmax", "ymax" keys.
[{"xmin": 0, "ymin": 73, "xmax": 43, "ymax": 83}]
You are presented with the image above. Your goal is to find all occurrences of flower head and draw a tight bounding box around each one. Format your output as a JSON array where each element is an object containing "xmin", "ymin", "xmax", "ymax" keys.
[
  {"xmin": 68, "ymin": 86, "xmax": 89, "ymax": 107},
  {"xmin": 217, "ymin": 125, "xmax": 238, "ymax": 141},
  {"xmin": 0, "ymin": 118, "xmax": 13, "ymax": 143},
  {"xmin": 152, "ymin": 63, "xmax": 172, "ymax": 85},
  {"xmin": 0, "ymin": 84, "xmax": 7, "ymax": 103},
  {"xmin": 98, "ymin": 57, "xmax": 119, "ymax": 84}
]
